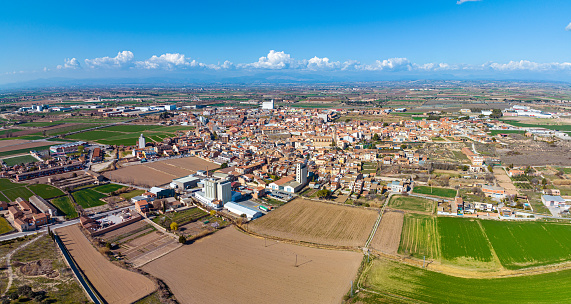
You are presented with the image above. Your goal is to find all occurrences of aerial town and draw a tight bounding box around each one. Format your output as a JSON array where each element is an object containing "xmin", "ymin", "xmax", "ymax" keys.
[{"xmin": 0, "ymin": 82, "xmax": 568, "ymax": 303}]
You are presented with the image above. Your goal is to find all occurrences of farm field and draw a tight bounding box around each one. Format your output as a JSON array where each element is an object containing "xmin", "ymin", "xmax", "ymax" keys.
[
  {"xmin": 0, "ymin": 217, "xmax": 14, "ymax": 234},
  {"xmin": 71, "ymin": 189, "xmax": 106, "ymax": 208},
  {"xmin": 2, "ymin": 154, "xmax": 37, "ymax": 166},
  {"xmin": 437, "ymin": 217, "xmax": 495, "ymax": 267},
  {"xmin": 103, "ymin": 157, "xmax": 216, "ymax": 187},
  {"xmin": 3, "ymin": 186, "xmax": 34, "ymax": 201},
  {"xmin": 481, "ymin": 220, "xmax": 571, "ymax": 269},
  {"xmin": 388, "ymin": 195, "xmax": 434, "ymax": 213},
  {"xmin": 121, "ymin": 189, "xmax": 145, "ymax": 200},
  {"xmin": 51, "ymin": 196, "xmax": 78, "ymax": 219},
  {"xmin": 493, "ymin": 167, "xmax": 518, "ymax": 195},
  {"xmin": 489, "ymin": 130, "xmax": 525, "ymax": 136},
  {"xmin": 370, "ymin": 211, "xmax": 404, "ymax": 255},
  {"xmin": 0, "ymin": 144, "xmax": 55, "ymax": 157},
  {"xmin": 398, "ymin": 213, "xmax": 439, "ymax": 259},
  {"xmin": 91, "ymin": 183, "xmax": 125, "ymax": 194},
  {"xmin": 152, "ymin": 207, "xmax": 208, "ymax": 228},
  {"xmin": 248, "ymin": 198, "xmax": 378, "ymax": 247},
  {"xmin": 142, "ymin": 227, "xmax": 362, "ymax": 304},
  {"xmin": 66, "ymin": 124, "xmax": 191, "ymax": 146},
  {"xmin": 361, "ymin": 258, "xmax": 571, "ymax": 304},
  {"xmin": 58, "ymin": 225, "xmax": 156, "ymax": 304},
  {"xmin": 28, "ymin": 183, "xmax": 65, "ymax": 199},
  {"xmin": 412, "ymin": 186, "xmax": 457, "ymax": 198}
]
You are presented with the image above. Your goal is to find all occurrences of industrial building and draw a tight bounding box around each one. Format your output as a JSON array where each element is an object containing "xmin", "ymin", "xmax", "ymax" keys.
[
  {"xmin": 49, "ymin": 141, "xmax": 86, "ymax": 156},
  {"xmin": 224, "ymin": 202, "xmax": 262, "ymax": 220},
  {"xmin": 194, "ymin": 178, "xmax": 232, "ymax": 209},
  {"xmin": 170, "ymin": 175, "xmax": 200, "ymax": 190},
  {"xmin": 261, "ymin": 100, "xmax": 275, "ymax": 110}
]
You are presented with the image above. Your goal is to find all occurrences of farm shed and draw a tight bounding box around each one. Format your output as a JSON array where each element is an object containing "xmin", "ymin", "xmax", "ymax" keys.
[
  {"xmin": 170, "ymin": 175, "xmax": 200, "ymax": 190},
  {"xmin": 542, "ymin": 195, "xmax": 568, "ymax": 208},
  {"xmin": 224, "ymin": 202, "xmax": 262, "ymax": 220}
]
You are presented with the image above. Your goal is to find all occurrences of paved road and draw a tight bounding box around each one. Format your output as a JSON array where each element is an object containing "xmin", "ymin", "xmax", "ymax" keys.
[{"xmin": 0, "ymin": 206, "xmax": 134, "ymax": 242}]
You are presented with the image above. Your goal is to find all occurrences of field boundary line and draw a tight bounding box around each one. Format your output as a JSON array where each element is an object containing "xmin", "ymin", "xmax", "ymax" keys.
[
  {"xmin": 235, "ymin": 225, "xmax": 361, "ymax": 252},
  {"xmin": 476, "ymin": 219, "xmax": 503, "ymax": 269}
]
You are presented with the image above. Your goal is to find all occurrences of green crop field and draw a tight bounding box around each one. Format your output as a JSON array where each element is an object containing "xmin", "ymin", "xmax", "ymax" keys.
[
  {"xmin": 71, "ymin": 189, "xmax": 106, "ymax": 208},
  {"xmin": 67, "ymin": 130, "xmax": 123, "ymax": 141},
  {"xmin": 28, "ymin": 184, "xmax": 65, "ymax": 199},
  {"xmin": 92, "ymin": 183, "xmax": 126, "ymax": 194},
  {"xmin": 51, "ymin": 196, "xmax": 78, "ymax": 219},
  {"xmin": 120, "ymin": 189, "xmax": 145, "ymax": 200},
  {"xmin": 2, "ymin": 155, "xmax": 38, "ymax": 166},
  {"xmin": 0, "ymin": 217, "xmax": 14, "ymax": 234},
  {"xmin": 3, "ymin": 186, "xmax": 34, "ymax": 201},
  {"xmin": 481, "ymin": 221, "xmax": 571, "ymax": 269},
  {"xmin": 438, "ymin": 217, "xmax": 494, "ymax": 264},
  {"xmin": 388, "ymin": 195, "xmax": 434, "ymax": 213},
  {"xmin": 103, "ymin": 124, "xmax": 163, "ymax": 132},
  {"xmin": 501, "ymin": 119, "xmax": 571, "ymax": 132},
  {"xmin": 153, "ymin": 207, "xmax": 208, "ymax": 228},
  {"xmin": 399, "ymin": 214, "xmax": 439, "ymax": 259},
  {"xmin": 488, "ymin": 130, "xmax": 525, "ymax": 136},
  {"xmin": 0, "ymin": 178, "xmax": 26, "ymax": 190},
  {"xmin": 413, "ymin": 186, "xmax": 457, "ymax": 198},
  {"xmin": 361, "ymin": 258, "xmax": 571, "ymax": 304}
]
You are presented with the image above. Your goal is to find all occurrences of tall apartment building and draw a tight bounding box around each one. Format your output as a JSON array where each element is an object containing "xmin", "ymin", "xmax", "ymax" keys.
[{"xmin": 296, "ymin": 163, "xmax": 308, "ymax": 185}]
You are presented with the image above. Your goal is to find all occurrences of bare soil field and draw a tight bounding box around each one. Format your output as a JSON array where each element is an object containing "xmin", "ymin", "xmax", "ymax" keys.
[
  {"xmin": 493, "ymin": 167, "xmax": 519, "ymax": 195},
  {"xmin": 103, "ymin": 165, "xmax": 176, "ymax": 187},
  {"xmin": 370, "ymin": 211, "xmax": 404, "ymax": 255},
  {"xmin": 103, "ymin": 157, "xmax": 216, "ymax": 187},
  {"xmin": 142, "ymin": 227, "xmax": 362, "ymax": 304},
  {"xmin": 161, "ymin": 157, "xmax": 216, "ymax": 172},
  {"xmin": 248, "ymin": 198, "xmax": 378, "ymax": 247},
  {"xmin": 0, "ymin": 140, "xmax": 63, "ymax": 152},
  {"xmin": 58, "ymin": 225, "xmax": 156, "ymax": 304}
]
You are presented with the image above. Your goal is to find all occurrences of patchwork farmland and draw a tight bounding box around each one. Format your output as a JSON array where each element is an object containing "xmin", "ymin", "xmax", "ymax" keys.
[
  {"xmin": 248, "ymin": 198, "xmax": 379, "ymax": 247},
  {"xmin": 58, "ymin": 225, "xmax": 156, "ymax": 304},
  {"xmin": 387, "ymin": 195, "xmax": 434, "ymax": 213},
  {"xmin": 412, "ymin": 186, "xmax": 457, "ymax": 198},
  {"xmin": 398, "ymin": 213, "xmax": 439, "ymax": 259},
  {"xmin": 361, "ymin": 258, "xmax": 571, "ymax": 304},
  {"xmin": 370, "ymin": 211, "xmax": 404, "ymax": 255},
  {"xmin": 142, "ymin": 227, "xmax": 363, "ymax": 304}
]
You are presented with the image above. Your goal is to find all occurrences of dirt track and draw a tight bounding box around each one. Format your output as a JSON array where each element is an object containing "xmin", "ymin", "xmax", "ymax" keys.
[
  {"xmin": 248, "ymin": 198, "xmax": 378, "ymax": 247},
  {"xmin": 370, "ymin": 211, "xmax": 404, "ymax": 255},
  {"xmin": 142, "ymin": 227, "xmax": 362, "ymax": 304},
  {"xmin": 58, "ymin": 225, "xmax": 156, "ymax": 304}
]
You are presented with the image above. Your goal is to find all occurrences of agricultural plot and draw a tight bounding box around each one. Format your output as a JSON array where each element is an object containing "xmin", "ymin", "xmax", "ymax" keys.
[
  {"xmin": 121, "ymin": 189, "xmax": 145, "ymax": 200},
  {"xmin": 361, "ymin": 258, "xmax": 571, "ymax": 304},
  {"xmin": 3, "ymin": 186, "xmax": 34, "ymax": 201},
  {"xmin": 58, "ymin": 225, "xmax": 156, "ymax": 304},
  {"xmin": 0, "ymin": 217, "xmax": 13, "ymax": 234},
  {"xmin": 27, "ymin": 183, "xmax": 65, "ymax": 199},
  {"xmin": 248, "ymin": 198, "xmax": 378, "ymax": 247},
  {"xmin": 71, "ymin": 189, "xmax": 106, "ymax": 208},
  {"xmin": 412, "ymin": 186, "xmax": 457, "ymax": 198},
  {"xmin": 370, "ymin": 211, "xmax": 404, "ymax": 255},
  {"xmin": 481, "ymin": 220, "xmax": 571, "ymax": 269},
  {"xmin": 399, "ymin": 214, "xmax": 439, "ymax": 259},
  {"xmin": 152, "ymin": 207, "xmax": 207, "ymax": 228},
  {"xmin": 51, "ymin": 196, "xmax": 78, "ymax": 219},
  {"xmin": 0, "ymin": 144, "xmax": 54, "ymax": 157},
  {"xmin": 2, "ymin": 155, "xmax": 37, "ymax": 166},
  {"xmin": 91, "ymin": 183, "xmax": 125, "ymax": 194},
  {"xmin": 142, "ymin": 227, "xmax": 362, "ymax": 304},
  {"xmin": 437, "ymin": 217, "xmax": 495, "ymax": 265},
  {"xmin": 388, "ymin": 195, "xmax": 434, "ymax": 213},
  {"xmin": 104, "ymin": 157, "xmax": 216, "ymax": 187}
]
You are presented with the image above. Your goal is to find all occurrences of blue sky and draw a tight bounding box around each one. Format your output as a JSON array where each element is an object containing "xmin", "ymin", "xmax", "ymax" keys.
[{"xmin": 2, "ymin": 0, "xmax": 571, "ymax": 84}]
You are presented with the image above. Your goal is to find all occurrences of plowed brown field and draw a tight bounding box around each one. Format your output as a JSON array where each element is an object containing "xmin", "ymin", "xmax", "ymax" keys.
[
  {"xmin": 142, "ymin": 227, "xmax": 362, "ymax": 304},
  {"xmin": 248, "ymin": 198, "xmax": 378, "ymax": 247},
  {"xmin": 58, "ymin": 225, "xmax": 156, "ymax": 304},
  {"xmin": 370, "ymin": 211, "xmax": 404, "ymax": 255}
]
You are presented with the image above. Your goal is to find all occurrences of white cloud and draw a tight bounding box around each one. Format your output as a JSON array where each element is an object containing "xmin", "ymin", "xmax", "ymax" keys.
[
  {"xmin": 486, "ymin": 60, "xmax": 571, "ymax": 72},
  {"xmin": 566, "ymin": 22, "xmax": 571, "ymax": 31},
  {"xmin": 306, "ymin": 56, "xmax": 340, "ymax": 70},
  {"xmin": 359, "ymin": 58, "xmax": 413, "ymax": 71},
  {"xmin": 57, "ymin": 58, "xmax": 80, "ymax": 70},
  {"xmin": 457, "ymin": 0, "xmax": 481, "ymax": 4},
  {"xmin": 85, "ymin": 51, "xmax": 134, "ymax": 69},
  {"xmin": 136, "ymin": 53, "xmax": 192, "ymax": 70},
  {"xmin": 241, "ymin": 50, "xmax": 296, "ymax": 69}
]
